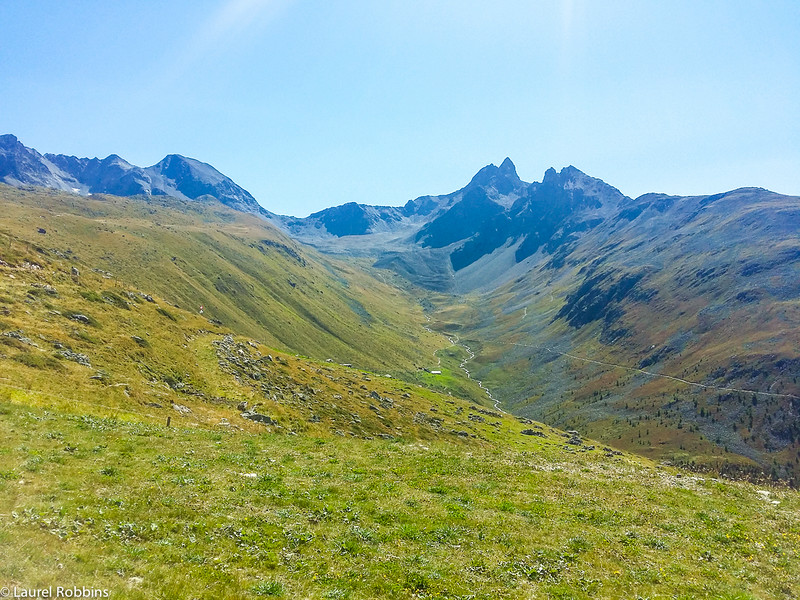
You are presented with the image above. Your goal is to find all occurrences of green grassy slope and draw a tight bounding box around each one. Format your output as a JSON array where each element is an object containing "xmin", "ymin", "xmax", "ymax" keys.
[
  {"xmin": 2, "ymin": 399, "xmax": 798, "ymax": 599},
  {"xmin": 0, "ymin": 184, "xmax": 440, "ymax": 374},
  {"xmin": 0, "ymin": 186, "xmax": 798, "ymax": 599}
]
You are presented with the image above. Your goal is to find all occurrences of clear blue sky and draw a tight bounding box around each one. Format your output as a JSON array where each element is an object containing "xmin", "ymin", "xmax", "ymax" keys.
[{"xmin": 1, "ymin": 1, "xmax": 798, "ymax": 216}]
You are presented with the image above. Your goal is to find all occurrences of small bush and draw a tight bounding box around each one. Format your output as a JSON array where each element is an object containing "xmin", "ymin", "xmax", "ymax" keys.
[
  {"xmin": 13, "ymin": 352, "xmax": 64, "ymax": 371},
  {"xmin": 79, "ymin": 290, "xmax": 104, "ymax": 303},
  {"xmin": 252, "ymin": 580, "xmax": 283, "ymax": 597},
  {"xmin": 102, "ymin": 291, "xmax": 131, "ymax": 310},
  {"xmin": 156, "ymin": 307, "xmax": 177, "ymax": 322}
]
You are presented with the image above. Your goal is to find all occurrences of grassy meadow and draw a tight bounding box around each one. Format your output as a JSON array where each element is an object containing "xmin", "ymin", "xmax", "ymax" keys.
[{"xmin": 0, "ymin": 184, "xmax": 799, "ymax": 598}]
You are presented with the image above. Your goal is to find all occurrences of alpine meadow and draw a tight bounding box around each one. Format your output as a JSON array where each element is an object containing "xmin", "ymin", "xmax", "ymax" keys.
[{"xmin": 0, "ymin": 133, "xmax": 799, "ymax": 599}]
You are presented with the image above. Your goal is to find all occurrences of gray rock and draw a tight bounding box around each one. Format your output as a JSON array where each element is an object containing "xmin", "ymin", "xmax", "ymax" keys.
[
  {"xmin": 58, "ymin": 350, "xmax": 91, "ymax": 366},
  {"xmin": 241, "ymin": 411, "xmax": 276, "ymax": 425},
  {"xmin": 3, "ymin": 331, "xmax": 39, "ymax": 347},
  {"xmin": 521, "ymin": 429, "xmax": 546, "ymax": 437}
]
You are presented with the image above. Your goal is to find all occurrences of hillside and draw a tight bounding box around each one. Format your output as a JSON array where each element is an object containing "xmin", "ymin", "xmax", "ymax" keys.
[
  {"xmin": 0, "ymin": 180, "xmax": 798, "ymax": 599},
  {"xmin": 0, "ymin": 232, "xmax": 798, "ymax": 598},
  {"xmin": 2, "ymin": 399, "xmax": 798, "ymax": 599},
  {"xmin": 0, "ymin": 184, "xmax": 451, "ymax": 378},
  {"xmin": 280, "ymin": 161, "xmax": 800, "ymax": 482},
  {"xmin": 434, "ymin": 186, "xmax": 800, "ymax": 483}
]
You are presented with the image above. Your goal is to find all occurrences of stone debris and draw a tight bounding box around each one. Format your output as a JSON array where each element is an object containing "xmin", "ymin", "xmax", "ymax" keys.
[
  {"xmin": 30, "ymin": 283, "xmax": 58, "ymax": 295},
  {"xmin": 470, "ymin": 405, "xmax": 503, "ymax": 419},
  {"xmin": 414, "ymin": 412, "xmax": 443, "ymax": 429},
  {"xmin": 3, "ymin": 330, "xmax": 39, "ymax": 348},
  {"xmin": 58, "ymin": 350, "xmax": 91, "ymax": 366},
  {"xmin": 521, "ymin": 428, "xmax": 546, "ymax": 437},
  {"xmin": 241, "ymin": 411, "xmax": 277, "ymax": 425}
]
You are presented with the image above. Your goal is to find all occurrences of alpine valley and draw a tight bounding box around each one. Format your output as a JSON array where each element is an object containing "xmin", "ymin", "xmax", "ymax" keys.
[
  {"xmin": 1, "ymin": 134, "xmax": 799, "ymax": 599},
  {"xmin": 283, "ymin": 154, "xmax": 800, "ymax": 483}
]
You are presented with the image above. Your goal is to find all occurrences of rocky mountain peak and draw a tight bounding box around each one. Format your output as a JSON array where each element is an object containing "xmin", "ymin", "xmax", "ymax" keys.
[
  {"xmin": 464, "ymin": 158, "xmax": 525, "ymax": 200},
  {"xmin": 0, "ymin": 135, "xmax": 269, "ymax": 216},
  {"xmin": 498, "ymin": 157, "xmax": 518, "ymax": 178},
  {"xmin": 0, "ymin": 134, "xmax": 21, "ymax": 149}
]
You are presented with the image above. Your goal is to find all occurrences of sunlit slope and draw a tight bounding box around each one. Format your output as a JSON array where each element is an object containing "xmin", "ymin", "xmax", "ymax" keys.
[
  {"xmin": 0, "ymin": 186, "xmax": 798, "ymax": 599},
  {"xmin": 0, "ymin": 184, "xmax": 438, "ymax": 373},
  {"xmin": 0, "ymin": 227, "xmax": 531, "ymax": 443},
  {"xmin": 428, "ymin": 188, "xmax": 800, "ymax": 482},
  {"xmin": 1, "ymin": 396, "xmax": 798, "ymax": 599}
]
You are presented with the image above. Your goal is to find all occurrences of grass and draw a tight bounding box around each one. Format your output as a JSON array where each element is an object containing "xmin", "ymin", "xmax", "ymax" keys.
[
  {"xmin": 0, "ymin": 184, "xmax": 442, "ymax": 376},
  {"xmin": 1, "ymin": 183, "xmax": 799, "ymax": 598},
  {"xmin": 1, "ymin": 400, "xmax": 798, "ymax": 599}
]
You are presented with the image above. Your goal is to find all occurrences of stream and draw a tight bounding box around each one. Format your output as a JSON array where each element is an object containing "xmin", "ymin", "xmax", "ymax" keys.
[{"xmin": 423, "ymin": 315, "xmax": 503, "ymax": 412}]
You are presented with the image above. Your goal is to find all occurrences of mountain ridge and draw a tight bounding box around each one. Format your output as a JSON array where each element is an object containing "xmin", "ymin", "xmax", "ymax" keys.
[
  {"xmin": 0, "ymin": 134, "xmax": 270, "ymax": 217},
  {"xmin": 4, "ymin": 133, "xmax": 800, "ymax": 479}
]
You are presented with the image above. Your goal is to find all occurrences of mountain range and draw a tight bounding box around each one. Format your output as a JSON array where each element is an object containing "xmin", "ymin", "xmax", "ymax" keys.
[
  {"xmin": 0, "ymin": 134, "xmax": 267, "ymax": 216},
  {"xmin": 281, "ymin": 157, "xmax": 628, "ymax": 293},
  {"xmin": 3, "ymin": 134, "xmax": 799, "ymax": 481}
]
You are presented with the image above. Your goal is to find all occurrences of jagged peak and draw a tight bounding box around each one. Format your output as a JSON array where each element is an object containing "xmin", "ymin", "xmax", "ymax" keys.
[
  {"xmin": 499, "ymin": 157, "xmax": 517, "ymax": 175},
  {"xmin": 560, "ymin": 165, "xmax": 584, "ymax": 177},
  {"xmin": 542, "ymin": 167, "xmax": 558, "ymax": 184},
  {"xmin": 542, "ymin": 165, "xmax": 592, "ymax": 185},
  {"xmin": 468, "ymin": 158, "xmax": 523, "ymax": 190}
]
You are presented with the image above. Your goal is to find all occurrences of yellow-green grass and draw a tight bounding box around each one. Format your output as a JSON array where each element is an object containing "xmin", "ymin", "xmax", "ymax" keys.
[
  {"xmin": 1, "ymin": 399, "xmax": 798, "ymax": 599},
  {"xmin": 0, "ymin": 184, "xmax": 442, "ymax": 375}
]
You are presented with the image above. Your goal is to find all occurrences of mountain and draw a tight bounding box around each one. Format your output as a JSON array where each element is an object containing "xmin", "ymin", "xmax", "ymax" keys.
[
  {"xmin": 1, "ymin": 155, "xmax": 799, "ymax": 598},
  {"xmin": 0, "ymin": 184, "xmax": 455, "ymax": 378},
  {"xmin": 282, "ymin": 159, "xmax": 628, "ymax": 293},
  {"xmin": 4, "ymin": 135, "xmax": 799, "ymax": 480},
  {"xmin": 0, "ymin": 134, "xmax": 268, "ymax": 216},
  {"xmin": 1, "ymin": 184, "xmax": 798, "ymax": 599},
  {"xmin": 0, "ymin": 133, "xmax": 84, "ymax": 192},
  {"xmin": 281, "ymin": 159, "xmax": 800, "ymax": 482}
]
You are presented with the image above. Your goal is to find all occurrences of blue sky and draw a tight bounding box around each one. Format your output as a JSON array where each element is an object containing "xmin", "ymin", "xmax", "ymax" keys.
[{"xmin": 1, "ymin": 0, "xmax": 798, "ymax": 216}]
